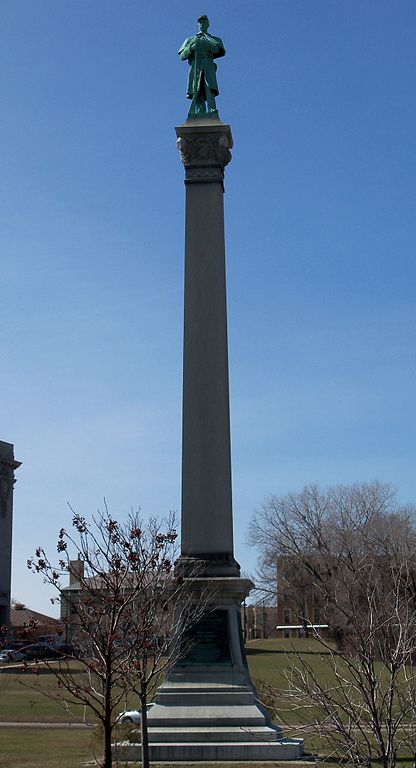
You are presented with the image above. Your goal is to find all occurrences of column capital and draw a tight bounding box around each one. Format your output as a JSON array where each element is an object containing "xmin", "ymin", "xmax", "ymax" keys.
[{"xmin": 176, "ymin": 120, "xmax": 232, "ymax": 185}]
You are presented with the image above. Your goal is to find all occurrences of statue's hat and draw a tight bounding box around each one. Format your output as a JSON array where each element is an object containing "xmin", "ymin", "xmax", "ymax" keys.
[{"xmin": 197, "ymin": 14, "xmax": 209, "ymax": 22}]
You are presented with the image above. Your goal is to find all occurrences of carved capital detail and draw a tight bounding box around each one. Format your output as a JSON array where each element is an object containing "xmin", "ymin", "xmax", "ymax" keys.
[
  {"xmin": 184, "ymin": 166, "xmax": 225, "ymax": 183},
  {"xmin": 176, "ymin": 133, "xmax": 232, "ymax": 170}
]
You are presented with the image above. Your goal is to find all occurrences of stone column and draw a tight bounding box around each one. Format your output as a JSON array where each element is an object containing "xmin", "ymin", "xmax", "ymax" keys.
[
  {"xmin": 0, "ymin": 441, "xmax": 21, "ymax": 636},
  {"xmin": 176, "ymin": 119, "xmax": 239, "ymax": 577},
  {"xmin": 120, "ymin": 119, "xmax": 304, "ymax": 763}
]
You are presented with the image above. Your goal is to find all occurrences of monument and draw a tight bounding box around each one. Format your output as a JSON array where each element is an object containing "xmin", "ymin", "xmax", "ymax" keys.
[
  {"xmin": 0, "ymin": 441, "xmax": 21, "ymax": 637},
  {"xmin": 118, "ymin": 17, "xmax": 303, "ymax": 761},
  {"xmin": 178, "ymin": 14, "xmax": 225, "ymax": 120}
]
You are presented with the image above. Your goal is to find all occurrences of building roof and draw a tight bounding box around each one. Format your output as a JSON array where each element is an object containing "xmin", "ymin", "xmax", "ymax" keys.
[{"xmin": 10, "ymin": 606, "xmax": 60, "ymax": 627}]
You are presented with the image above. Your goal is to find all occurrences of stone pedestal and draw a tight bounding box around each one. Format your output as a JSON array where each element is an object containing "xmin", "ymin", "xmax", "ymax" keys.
[{"xmin": 140, "ymin": 577, "xmax": 303, "ymax": 761}]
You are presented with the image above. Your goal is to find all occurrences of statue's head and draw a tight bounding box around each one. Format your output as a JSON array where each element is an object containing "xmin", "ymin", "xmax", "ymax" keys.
[{"xmin": 197, "ymin": 15, "xmax": 209, "ymax": 33}]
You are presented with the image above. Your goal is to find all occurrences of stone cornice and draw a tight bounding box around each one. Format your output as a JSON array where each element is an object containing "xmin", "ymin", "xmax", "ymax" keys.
[
  {"xmin": 176, "ymin": 120, "xmax": 233, "ymax": 186},
  {"xmin": 0, "ymin": 458, "xmax": 21, "ymax": 471}
]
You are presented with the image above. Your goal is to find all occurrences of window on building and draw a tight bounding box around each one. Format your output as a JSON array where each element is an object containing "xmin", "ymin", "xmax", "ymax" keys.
[{"xmin": 284, "ymin": 609, "xmax": 290, "ymax": 624}]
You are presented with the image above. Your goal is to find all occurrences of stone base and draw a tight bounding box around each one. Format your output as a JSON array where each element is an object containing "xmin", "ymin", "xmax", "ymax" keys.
[
  {"xmin": 114, "ymin": 577, "xmax": 303, "ymax": 762},
  {"xmin": 114, "ymin": 676, "xmax": 303, "ymax": 761},
  {"xmin": 175, "ymin": 553, "xmax": 241, "ymax": 578},
  {"xmin": 115, "ymin": 739, "xmax": 303, "ymax": 762}
]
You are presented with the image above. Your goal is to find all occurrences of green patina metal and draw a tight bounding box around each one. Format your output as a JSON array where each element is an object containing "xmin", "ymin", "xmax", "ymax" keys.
[{"xmin": 179, "ymin": 15, "xmax": 225, "ymax": 120}]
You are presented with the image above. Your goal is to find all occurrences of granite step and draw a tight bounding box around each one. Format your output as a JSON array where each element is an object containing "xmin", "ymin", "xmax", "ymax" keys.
[
  {"xmin": 148, "ymin": 724, "xmax": 283, "ymax": 743},
  {"xmin": 147, "ymin": 703, "xmax": 267, "ymax": 728},
  {"xmin": 155, "ymin": 689, "xmax": 255, "ymax": 705},
  {"xmin": 114, "ymin": 738, "xmax": 304, "ymax": 762}
]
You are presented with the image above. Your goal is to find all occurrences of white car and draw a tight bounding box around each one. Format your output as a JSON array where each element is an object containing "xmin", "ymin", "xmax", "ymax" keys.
[{"xmin": 116, "ymin": 702, "xmax": 155, "ymax": 724}]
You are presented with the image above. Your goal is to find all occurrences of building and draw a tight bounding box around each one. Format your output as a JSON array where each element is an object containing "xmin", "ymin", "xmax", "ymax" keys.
[
  {"xmin": 60, "ymin": 558, "xmax": 173, "ymax": 646},
  {"xmin": 59, "ymin": 558, "xmax": 85, "ymax": 642},
  {"xmin": 243, "ymin": 604, "xmax": 279, "ymax": 640},
  {"xmin": 0, "ymin": 441, "xmax": 21, "ymax": 637},
  {"xmin": 10, "ymin": 603, "xmax": 62, "ymax": 642},
  {"xmin": 242, "ymin": 602, "xmax": 327, "ymax": 641}
]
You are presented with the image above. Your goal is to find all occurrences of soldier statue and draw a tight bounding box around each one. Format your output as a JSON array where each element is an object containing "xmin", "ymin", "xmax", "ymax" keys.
[{"xmin": 179, "ymin": 15, "xmax": 225, "ymax": 119}]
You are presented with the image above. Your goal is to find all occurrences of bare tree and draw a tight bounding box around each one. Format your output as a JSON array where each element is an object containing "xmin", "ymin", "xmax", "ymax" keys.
[
  {"xmin": 27, "ymin": 508, "xmax": 207, "ymax": 768},
  {"xmin": 248, "ymin": 482, "xmax": 416, "ymax": 768}
]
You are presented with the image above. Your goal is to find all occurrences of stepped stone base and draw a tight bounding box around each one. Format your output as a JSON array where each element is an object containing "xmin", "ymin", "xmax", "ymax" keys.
[
  {"xmin": 114, "ymin": 678, "xmax": 303, "ymax": 761},
  {"xmin": 115, "ymin": 687, "xmax": 302, "ymax": 761},
  {"xmin": 114, "ymin": 577, "xmax": 303, "ymax": 762},
  {"xmin": 115, "ymin": 739, "xmax": 304, "ymax": 762}
]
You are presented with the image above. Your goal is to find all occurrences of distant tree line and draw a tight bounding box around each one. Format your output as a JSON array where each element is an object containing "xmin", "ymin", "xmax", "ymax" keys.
[{"xmin": 249, "ymin": 481, "xmax": 416, "ymax": 768}]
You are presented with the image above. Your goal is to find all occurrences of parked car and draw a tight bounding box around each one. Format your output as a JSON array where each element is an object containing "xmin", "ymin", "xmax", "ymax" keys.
[
  {"xmin": 9, "ymin": 649, "xmax": 26, "ymax": 661},
  {"xmin": 19, "ymin": 643, "xmax": 56, "ymax": 660},
  {"xmin": 19, "ymin": 641, "xmax": 76, "ymax": 662},
  {"xmin": 0, "ymin": 649, "xmax": 25, "ymax": 663},
  {"xmin": 51, "ymin": 642, "xmax": 76, "ymax": 657},
  {"xmin": 116, "ymin": 703, "xmax": 155, "ymax": 724}
]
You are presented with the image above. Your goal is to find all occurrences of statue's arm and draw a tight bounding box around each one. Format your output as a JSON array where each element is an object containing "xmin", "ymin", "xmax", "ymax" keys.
[
  {"xmin": 178, "ymin": 37, "xmax": 194, "ymax": 61},
  {"xmin": 209, "ymin": 36, "xmax": 226, "ymax": 59}
]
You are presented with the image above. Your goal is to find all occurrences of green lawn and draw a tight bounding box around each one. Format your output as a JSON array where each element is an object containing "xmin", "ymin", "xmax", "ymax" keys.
[
  {"xmin": 246, "ymin": 636, "xmax": 335, "ymax": 690},
  {"xmin": 1, "ymin": 640, "xmax": 414, "ymax": 766},
  {"xmin": 0, "ymin": 641, "xmax": 325, "ymax": 765},
  {"xmin": 246, "ymin": 637, "xmax": 339, "ymax": 725},
  {"xmin": 0, "ymin": 663, "xmax": 88, "ymax": 723},
  {"xmin": 0, "ymin": 641, "xmax": 318, "ymax": 724},
  {"xmin": 0, "ymin": 728, "xmax": 93, "ymax": 768}
]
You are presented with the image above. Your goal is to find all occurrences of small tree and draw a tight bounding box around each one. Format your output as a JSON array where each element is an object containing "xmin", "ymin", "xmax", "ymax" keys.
[
  {"xmin": 28, "ymin": 507, "xmax": 207, "ymax": 768},
  {"xmin": 249, "ymin": 482, "xmax": 416, "ymax": 768}
]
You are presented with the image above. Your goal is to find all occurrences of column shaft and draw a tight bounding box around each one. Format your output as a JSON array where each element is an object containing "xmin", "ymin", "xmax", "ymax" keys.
[
  {"xmin": 182, "ymin": 180, "xmax": 232, "ymax": 556},
  {"xmin": 176, "ymin": 121, "xmax": 239, "ymax": 575}
]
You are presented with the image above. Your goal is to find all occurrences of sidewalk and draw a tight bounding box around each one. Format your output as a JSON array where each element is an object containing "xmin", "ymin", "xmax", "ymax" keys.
[{"xmin": 0, "ymin": 721, "xmax": 93, "ymax": 729}]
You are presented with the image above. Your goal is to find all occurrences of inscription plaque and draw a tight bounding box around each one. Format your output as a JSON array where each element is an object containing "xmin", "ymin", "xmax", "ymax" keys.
[{"xmin": 179, "ymin": 609, "xmax": 232, "ymax": 665}]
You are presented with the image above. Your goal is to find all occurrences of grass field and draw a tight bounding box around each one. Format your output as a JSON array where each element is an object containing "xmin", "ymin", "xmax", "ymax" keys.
[
  {"xmin": 246, "ymin": 637, "xmax": 339, "ymax": 727},
  {"xmin": 0, "ymin": 730, "xmax": 319, "ymax": 768},
  {"xmin": 1, "ymin": 638, "xmax": 412, "ymax": 767},
  {"xmin": 246, "ymin": 637, "xmax": 335, "ymax": 691},
  {"xmin": 0, "ymin": 639, "xmax": 330, "ymax": 766},
  {"xmin": 0, "ymin": 662, "xmax": 88, "ymax": 723},
  {"xmin": 0, "ymin": 638, "xmax": 329, "ymax": 724},
  {"xmin": 0, "ymin": 728, "xmax": 94, "ymax": 768}
]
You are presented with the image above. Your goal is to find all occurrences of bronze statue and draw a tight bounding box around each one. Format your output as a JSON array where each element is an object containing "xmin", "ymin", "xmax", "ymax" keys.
[{"xmin": 179, "ymin": 15, "xmax": 225, "ymax": 119}]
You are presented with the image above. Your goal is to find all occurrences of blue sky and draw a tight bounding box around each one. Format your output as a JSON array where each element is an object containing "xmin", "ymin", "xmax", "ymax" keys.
[{"xmin": 1, "ymin": 0, "xmax": 415, "ymax": 615}]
